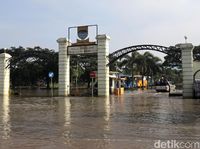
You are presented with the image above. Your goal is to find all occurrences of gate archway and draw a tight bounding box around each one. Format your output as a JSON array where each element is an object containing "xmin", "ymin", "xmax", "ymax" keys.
[
  {"xmin": 194, "ymin": 69, "xmax": 200, "ymax": 81},
  {"xmin": 108, "ymin": 44, "xmax": 181, "ymax": 66}
]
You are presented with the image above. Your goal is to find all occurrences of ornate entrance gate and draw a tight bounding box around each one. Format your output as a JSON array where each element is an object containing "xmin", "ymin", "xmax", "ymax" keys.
[{"xmin": 57, "ymin": 25, "xmax": 110, "ymax": 97}]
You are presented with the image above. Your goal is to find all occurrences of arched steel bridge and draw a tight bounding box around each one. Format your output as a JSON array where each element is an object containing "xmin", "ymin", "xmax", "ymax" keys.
[{"xmin": 108, "ymin": 44, "xmax": 180, "ymax": 66}]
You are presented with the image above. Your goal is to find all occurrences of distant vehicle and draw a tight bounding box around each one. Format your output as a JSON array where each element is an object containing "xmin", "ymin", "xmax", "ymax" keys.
[{"xmin": 155, "ymin": 78, "xmax": 176, "ymax": 92}]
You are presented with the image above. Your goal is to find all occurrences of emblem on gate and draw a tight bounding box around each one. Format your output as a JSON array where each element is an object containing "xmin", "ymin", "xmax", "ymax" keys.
[
  {"xmin": 77, "ymin": 26, "xmax": 88, "ymax": 40},
  {"xmin": 68, "ymin": 25, "xmax": 98, "ymax": 46}
]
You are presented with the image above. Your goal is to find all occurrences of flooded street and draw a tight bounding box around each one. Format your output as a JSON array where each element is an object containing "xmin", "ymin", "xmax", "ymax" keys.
[{"xmin": 1, "ymin": 90, "xmax": 200, "ymax": 149}]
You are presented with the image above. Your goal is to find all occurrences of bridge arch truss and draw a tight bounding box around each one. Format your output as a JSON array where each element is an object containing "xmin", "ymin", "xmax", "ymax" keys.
[{"xmin": 108, "ymin": 44, "xmax": 178, "ymax": 66}]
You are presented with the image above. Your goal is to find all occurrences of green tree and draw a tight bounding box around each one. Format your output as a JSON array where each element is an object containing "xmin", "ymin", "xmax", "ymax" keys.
[
  {"xmin": 119, "ymin": 51, "xmax": 162, "ymax": 89},
  {"xmin": 0, "ymin": 46, "xmax": 58, "ymax": 89},
  {"xmin": 70, "ymin": 54, "xmax": 97, "ymax": 88}
]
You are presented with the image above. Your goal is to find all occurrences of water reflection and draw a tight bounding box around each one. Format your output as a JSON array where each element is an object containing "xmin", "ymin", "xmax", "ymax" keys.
[
  {"xmin": 0, "ymin": 91, "xmax": 200, "ymax": 148},
  {"xmin": 0, "ymin": 96, "xmax": 11, "ymax": 139},
  {"xmin": 103, "ymin": 97, "xmax": 111, "ymax": 141},
  {"xmin": 58, "ymin": 98, "xmax": 71, "ymax": 126},
  {"xmin": 58, "ymin": 98, "xmax": 71, "ymax": 139},
  {"xmin": 104, "ymin": 97, "xmax": 111, "ymax": 123}
]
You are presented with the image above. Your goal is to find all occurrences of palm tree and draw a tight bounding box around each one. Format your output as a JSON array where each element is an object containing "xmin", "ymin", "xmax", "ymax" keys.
[
  {"xmin": 119, "ymin": 51, "xmax": 141, "ymax": 87},
  {"xmin": 120, "ymin": 51, "xmax": 162, "ymax": 89},
  {"xmin": 142, "ymin": 52, "xmax": 162, "ymax": 88},
  {"xmin": 109, "ymin": 55, "xmax": 122, "ymax": 72}
]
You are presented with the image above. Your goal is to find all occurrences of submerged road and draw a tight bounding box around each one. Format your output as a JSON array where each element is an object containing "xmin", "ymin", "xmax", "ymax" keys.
[{"xmin": 0, "ymin": 90, "xmax": 200, "ymax": 149}]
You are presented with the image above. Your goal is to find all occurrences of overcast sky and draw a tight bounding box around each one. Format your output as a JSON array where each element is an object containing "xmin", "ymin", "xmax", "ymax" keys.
[{"xmin": 1, "ymin": 0, "xmax": 200, "ymax": 56}]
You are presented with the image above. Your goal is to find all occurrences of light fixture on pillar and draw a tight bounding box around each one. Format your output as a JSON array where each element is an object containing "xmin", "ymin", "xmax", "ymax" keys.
[{"xmin": 184, "ymin": 36, "xmax": 188, "ymax": 43}]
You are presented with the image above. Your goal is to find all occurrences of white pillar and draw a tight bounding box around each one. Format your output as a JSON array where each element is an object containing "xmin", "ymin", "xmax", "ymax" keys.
[
  {"xmin": 97, "ymin": 35, "xmax": 110, "ymax": 96},
  {"xmin": 176, "ymin": 43, "xmax": 194, "ymax": 98},
  {"xmin": 0, "ymin": 53, "xmax": 11, "ymax": 96},
  {"xmin": 0, "ymin": 96, "xmax": 10, "ymax": 139},
  {"xmin": 57, "ymin": 38, "xmax": 70, "ymax": 96}
]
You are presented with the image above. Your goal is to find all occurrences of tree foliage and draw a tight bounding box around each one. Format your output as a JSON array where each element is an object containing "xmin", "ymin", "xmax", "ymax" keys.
[
  {"xmin": 0, "ymin": 47, "xmax": 58, "ymax": 88},
  {"xmin": 110, "ymin": 51, "xmax": 163, "ymax": 87},
  {"xmin": 163, "ymin": 45, "xmax": 200, "ymax": 67},
  {"xmin": 70, "ymin": 54, "xmax": 97, "ymax": 87}
]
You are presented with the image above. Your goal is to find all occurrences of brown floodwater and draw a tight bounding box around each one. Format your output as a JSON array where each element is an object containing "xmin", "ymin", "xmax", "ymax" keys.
[{"xmin": 0, "ymin": 90, "xmax": 200, "ymax": 149}]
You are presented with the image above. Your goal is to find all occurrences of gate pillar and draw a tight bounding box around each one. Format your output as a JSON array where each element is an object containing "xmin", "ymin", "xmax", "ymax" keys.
[
  {"xmin": 177, "ymin": 43, "xmax": 194, "ymax": 98},
  {"xmin": 0, "ymin": 53, "xmax": 11, "ymax": 96},
  {"xmin": 97, "ymin": 35, "xmax": 110, "ymax": 97},
  {"xmin": 57, "ymin": 38, "xmax": 70, "ymax": 96}
]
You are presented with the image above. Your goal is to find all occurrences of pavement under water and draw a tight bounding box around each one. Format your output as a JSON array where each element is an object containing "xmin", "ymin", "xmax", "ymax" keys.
[{"xmin": 0, "ymin": 90, "xmax": 200, "ymax": 149}]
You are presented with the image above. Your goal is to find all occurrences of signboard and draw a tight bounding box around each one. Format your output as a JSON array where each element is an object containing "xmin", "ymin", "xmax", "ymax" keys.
[
  {"xmin": 68, "ymin": 45, "xmax": 97, "ymax": 55},
  {"xmin": 48, "ymin": 72, "xmax": 54, "ymax": 78},
  {"xmin": 90, "ymin": 71, "xmax": 96, "ymax": 78}
]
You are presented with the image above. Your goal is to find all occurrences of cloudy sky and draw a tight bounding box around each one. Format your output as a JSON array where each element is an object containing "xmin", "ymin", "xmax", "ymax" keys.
[{"xmin": 1, "ymin": 0, "xmax": 200, "ymax": 55}]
